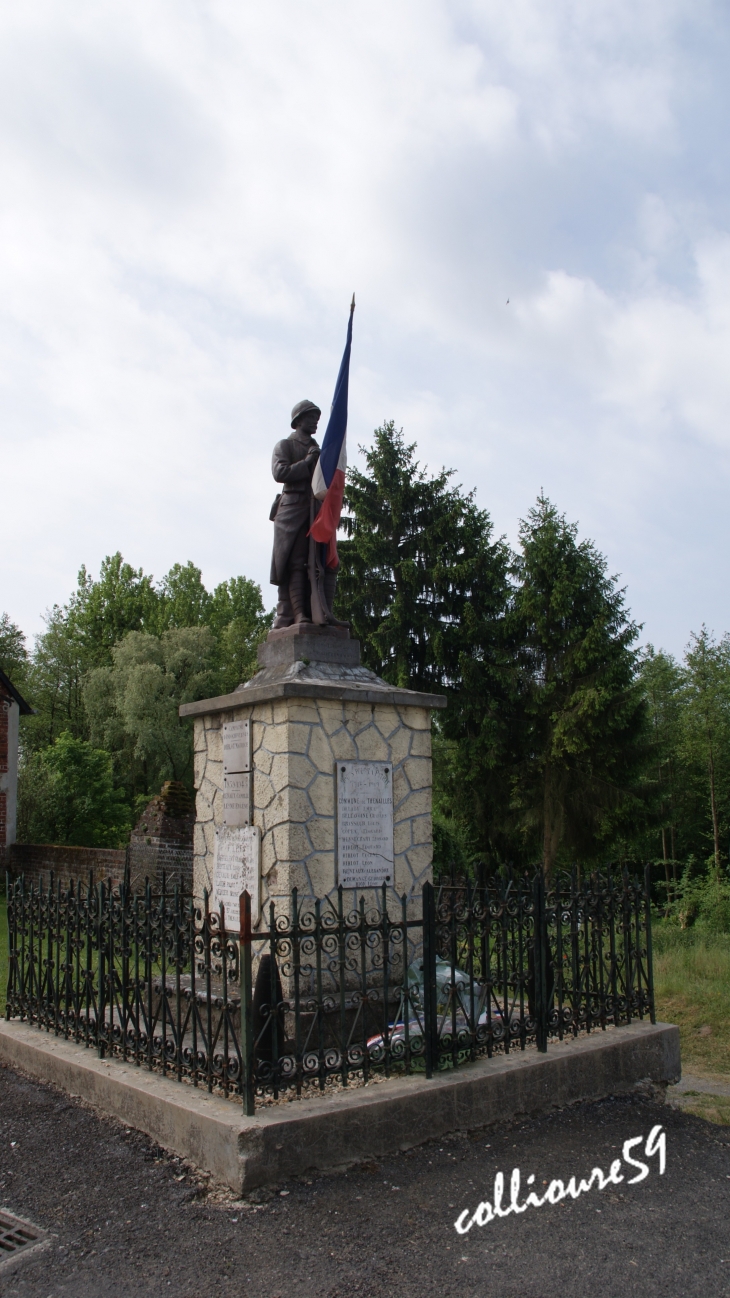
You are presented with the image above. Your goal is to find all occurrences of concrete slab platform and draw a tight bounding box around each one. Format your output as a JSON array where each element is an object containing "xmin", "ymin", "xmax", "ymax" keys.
[{"xmin": 0, "ymin": 1019, "xmax": 679, "ymax": 1193}]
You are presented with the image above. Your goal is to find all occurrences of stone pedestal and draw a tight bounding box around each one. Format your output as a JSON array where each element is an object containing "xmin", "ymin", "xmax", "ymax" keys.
[{"xmin": 179, "ymin": 627, "xmax": 446, "ymax": 920}]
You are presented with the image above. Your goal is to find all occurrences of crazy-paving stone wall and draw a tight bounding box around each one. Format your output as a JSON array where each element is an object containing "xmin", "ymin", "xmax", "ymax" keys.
[{"xmin": 193, "ymin": 697, "xmax": 433, "ymax": 921}]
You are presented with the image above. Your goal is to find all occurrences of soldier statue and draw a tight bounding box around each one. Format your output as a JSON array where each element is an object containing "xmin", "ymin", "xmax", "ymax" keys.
[{"xmin": 269, "ymin": 399, "xmax": 347, "ymax": 630}]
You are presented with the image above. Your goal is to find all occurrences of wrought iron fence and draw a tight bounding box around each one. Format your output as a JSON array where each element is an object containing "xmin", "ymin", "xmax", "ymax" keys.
[{"xmin": 5, "ymin": 865, "xmax": 654, "ymax": 1114}]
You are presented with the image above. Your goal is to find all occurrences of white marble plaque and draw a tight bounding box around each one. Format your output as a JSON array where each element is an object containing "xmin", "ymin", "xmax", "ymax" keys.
[
  {"xmin": 223, "ymin": 720, "xmax": 251, "ymax": 774},
  {"xmin": 223, "ymin": 772, "xmax": 252, "ymax": 827},
  {"xmin": 214, "ymin": 826, "xmax": 261, "ymax": 926},
  {"xmin": 336, "ymin": 761, "xmax": 394, "ymax": 889}
]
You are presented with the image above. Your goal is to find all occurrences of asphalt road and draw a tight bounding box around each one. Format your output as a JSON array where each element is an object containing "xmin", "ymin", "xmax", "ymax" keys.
[{"xmin": 1, "ymin": 1062, "xmax": 729, "ymax": 1298}]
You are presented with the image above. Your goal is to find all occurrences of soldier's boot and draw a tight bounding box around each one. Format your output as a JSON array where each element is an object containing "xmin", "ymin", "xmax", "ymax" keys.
[
  {"xmin": 323, "ymin": 568, "xmax": 349, "ymax": 628},
  {"xmin": 272, "ymin": 585, "xmax": 294, "ymax": 629},
  {"xmin": 289, "ymin": 568, "xmax": 313, "ymax": 624}
]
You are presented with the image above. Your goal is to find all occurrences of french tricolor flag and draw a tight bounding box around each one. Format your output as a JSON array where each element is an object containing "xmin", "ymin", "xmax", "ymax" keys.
[{"xmin": 309, "ymin": 296, "xmax": 355, "ymax": 569}]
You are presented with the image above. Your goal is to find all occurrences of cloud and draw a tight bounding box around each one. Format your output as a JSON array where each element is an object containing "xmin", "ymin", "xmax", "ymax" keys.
[{"xmin": 1, "ymin": 0, "xmax": 729, "ymax": 656}]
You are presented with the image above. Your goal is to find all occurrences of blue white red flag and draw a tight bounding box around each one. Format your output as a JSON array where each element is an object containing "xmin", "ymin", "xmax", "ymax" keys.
[{"xmin": 310, "ymin": 296, "xmax": 354, "ymax": 569}]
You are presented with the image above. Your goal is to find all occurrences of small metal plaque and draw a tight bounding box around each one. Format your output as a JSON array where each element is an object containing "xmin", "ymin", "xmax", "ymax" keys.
[
  {"xmin": 223, "ymin": 720, "xmax": 251, "ymax": 774},
  {"xmin": 223, "ymin": 771, "xmax": 252, "ymax": 827},
  {"xmin": 214, "ymin": 826, "xmax": 261, "ymax": 925},
  {"xmin": 336, "ymin": 761, "xmax": 394, "ymax": 889}
]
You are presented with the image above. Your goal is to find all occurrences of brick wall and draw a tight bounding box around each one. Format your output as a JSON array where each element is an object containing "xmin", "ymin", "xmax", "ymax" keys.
[
  {"xmin": 5, "ymin": 841, "xmax": 194, "ymax": 894},
  {"xmin": 6, "ymin": 843, "xmax": 127, "ymax": 891}
]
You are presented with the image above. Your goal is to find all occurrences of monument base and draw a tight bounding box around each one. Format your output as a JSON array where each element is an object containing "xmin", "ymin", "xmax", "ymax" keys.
[{"xmin": 180, "ymin": 630, "xmax": 446, "ymax": 916}]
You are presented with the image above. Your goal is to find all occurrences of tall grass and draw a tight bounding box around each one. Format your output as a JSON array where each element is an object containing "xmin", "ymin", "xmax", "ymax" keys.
[{"xmin": 653, "ymin": 920, "xmax": 730, "ymax": 1079}]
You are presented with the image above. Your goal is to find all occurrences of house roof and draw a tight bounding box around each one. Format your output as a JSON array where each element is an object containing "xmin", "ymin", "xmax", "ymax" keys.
[{"xmin": 0, "ymin": 668, "xmax": 34, "ymax": 715}]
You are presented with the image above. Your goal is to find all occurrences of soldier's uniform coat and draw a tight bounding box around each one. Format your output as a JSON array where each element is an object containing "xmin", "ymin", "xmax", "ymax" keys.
[{"xmin": 269, "ymin": 430, "xmax": 320, "ymax": 586}]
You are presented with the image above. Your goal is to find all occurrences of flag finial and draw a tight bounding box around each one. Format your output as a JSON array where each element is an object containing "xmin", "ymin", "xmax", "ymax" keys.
[{"xmin": 351, "ymin": 292, "xmax": 355, "ymax": 312}]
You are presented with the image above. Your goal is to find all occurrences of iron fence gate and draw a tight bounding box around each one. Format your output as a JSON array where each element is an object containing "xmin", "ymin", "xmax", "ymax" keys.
[{"xmin": 5, "ymin": 866, "xmax": 654, "ymax": 1113}]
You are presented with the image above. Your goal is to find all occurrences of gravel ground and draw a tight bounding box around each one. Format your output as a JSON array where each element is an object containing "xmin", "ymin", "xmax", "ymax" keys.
[{"xmin": 1, "ymin": 1061, "xmax": 729, "ymax": 1298}]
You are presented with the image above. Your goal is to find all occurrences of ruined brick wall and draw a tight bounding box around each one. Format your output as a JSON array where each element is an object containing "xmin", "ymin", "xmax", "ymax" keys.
[{"xmin": 128, "ymin": 781, "xmax": 194, "ymax": 890}]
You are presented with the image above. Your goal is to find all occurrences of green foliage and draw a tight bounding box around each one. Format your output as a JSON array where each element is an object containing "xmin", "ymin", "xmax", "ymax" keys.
[
  {"xmin": 85, "ymin": 628, "xmax": 219, "ymax": 795},
  {"xmin": 209, "ymin": 577, "xmax": 273, "ymax": 692},
  {"xmin": 73, "ymin": 554, "xmax": 159, "ymax": 668},
  {"xmin": 22, "ymin": 605, "xmax": 87, "ymax": 750},
  {"xmin": 661, "ymin": 858, "xmax": 730, "ymax": 935},
  {"xmin": 337, "ymin": 422, "xmax": 511, "ymax": 693},
  {"xmin": 157, "ymin": 562, "xmax": 212, "ymax": 630},
  {"xmin": 0, "ymin": 613, "xmax": 29, "ymax": 685},
  {"xmin": 16, "ymin": 732, "xmax": 130, "ymax": 847},
  {"xmin": 508, "ymin": 495, "xmax": 650, "ymax": 871},
  {"xmin": 682, "ymin": 629, "xmax": 730, "ymax": 871}
]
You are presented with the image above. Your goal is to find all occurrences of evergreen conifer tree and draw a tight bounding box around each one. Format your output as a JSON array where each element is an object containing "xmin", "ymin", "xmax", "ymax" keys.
[
  {"xmin": 336, "ymin": 422, "xmax": 510, "ymax": 693},
  {"xmin": 510, "ymin": 495, "xmax": 650, "ymax": 872}
]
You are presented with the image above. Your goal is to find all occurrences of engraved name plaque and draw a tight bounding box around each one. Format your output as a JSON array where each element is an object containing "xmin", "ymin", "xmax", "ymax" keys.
[
  {"xmin": 223, "ymin": 771, "xmax": 252, "ymax": 827},
  {"xmin": 223, "ymin": 720, "xmax": 251, "ymax": 775},
  {"xmin": 214, "ymin": 825, "xmax": 261, "ymax": 925},
  {"xmin": 336, "ymin": 761, "xmax": 394, "ymax": 889}
]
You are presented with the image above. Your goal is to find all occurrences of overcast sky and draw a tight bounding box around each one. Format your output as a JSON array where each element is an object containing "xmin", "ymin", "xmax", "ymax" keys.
[{"xmin": 3, "ymin": 0, "xmax": 730, "ymax": 658}]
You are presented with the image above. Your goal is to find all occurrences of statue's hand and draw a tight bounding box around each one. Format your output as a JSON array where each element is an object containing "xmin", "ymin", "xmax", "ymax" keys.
[{"xmin": 306, "ymin": 444, "xmax": 320, "ymax": 463}]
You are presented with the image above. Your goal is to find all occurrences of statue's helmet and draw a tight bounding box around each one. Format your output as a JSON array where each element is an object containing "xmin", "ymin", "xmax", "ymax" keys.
[{"xmin": 291, "ymin": 399, "xmax": 321, "ymax": 428}]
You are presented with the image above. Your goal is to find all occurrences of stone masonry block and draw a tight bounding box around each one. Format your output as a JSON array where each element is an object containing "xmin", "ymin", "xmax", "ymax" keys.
[
  {"xmin": 264, "ymin": 724, "xmax": 291, "ymax": 754},
  {"xmin": 404, "ymin": 757, "xmax": 431, "ymax": 790},
  {"xmin": 398, "ymin": 706, "xmax": 429, "ymax": 730},
  {"xmin": 308, "ymin": 727, "xmax": 334, "ymax": 774},
  {"xmin": 254, "ymin": 747, "xmax": 273, "ymax": 777},
  {"xmin": 194, "ymin": 720, "xmax": 207, "ymax": 753},
  {"xmin": 316, "ymin": 701, "xmax": 344, "ymax": 735},
  {"xmin": 202, "ymin": 820, "xmax": 216, "ymax": 857},
  {"xmin": 328, "ymin": 728, "xmax": 357, "ymax": 761},
  {"xmin": 264, "ymin": 793, "xmax": 290, "ymax": 832},
  {"xmin": 269, "ymin": 753, "xmax": 291, "ymax": 794},
  {"xmin": 410, "ymin": 730, "xmax": 432, "ymax": 757},
  {"xmin": 253, "ymin": 771, "xmax": 276, "ymax": 812},
  {"xmin": 205, "ymin": 727, "xmax": 223, "ymax": 763},
  {"xmin": 288, "ymin": 724, "xmax": 311, "ymax": 755},
  {"xmin": 308, "ymin": 818, "xmax": 335, "ymax": 853},
  {"xmin": 373, "ymin": 705, "xmax": 401, "ymax": 739},
  {"xmin": 309, "ymin": 774, "xmax": 335, "ymax": 818},
  {"xmin": 394, "ymin": 820, "xmax": 412, "ymax": 854},
  {"xmin": 199, "ymin": 776, "xmax": 221, "ymax": 810},
  {"xmin": 287, "ymin": 753, "xmax": 317, "ymax": 789},
  {"xmin": 193, "ymin": 823, "xmax": 208, "ymax": 857},
  {"xmin": 395, "ymin": 788, "xmax": 431, "ymax": 821},
  {"xmin": 354, "ymin": 726, "xmax": 389, "ymax": 762},
  {"xmin": 307, "ymin": 853, "xmax": 336, "ymax": 896},
  {"xmin": 193, "ymin": 750, "xmax": 207, "ymax": 787},
  {"xmin": 273, "ymin": 821, "xmax": 311, "ymax": 863},
  {"xmin": 286, "ymin": 700, "xmax": 321, "ymax": 724},
  {"xmin": 344, "ymin": 703, "xmax": 375, "ymax": 735},
  {"xmin": 195, "ymin": 787, "xmax": 213, "ymax": 824},
  {"xmin": 286, "ymin": 787, "xmax": 314, "ymax": 824},
  {"xmin": 261, "ymin": 832, "xmax": 277, "ymax": 875},
  {"xmin": 387, "ymin": 726, "xmax": 412, "ymax": 767},
  {"xmin": 392, "ymin": 768, "xmax": 410, "ymax": 806},
  {"xmin": 406, "ymin": 844, "xmax": 432, "ymax": 876},
  {"xmin": 411, "ymin": 814, "xmax": 432, "ymax": 846}
]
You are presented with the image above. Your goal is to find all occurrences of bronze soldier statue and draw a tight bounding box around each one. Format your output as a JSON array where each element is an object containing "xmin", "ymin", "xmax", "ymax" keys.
[{"xmin": 269, "ymin": 399, "xmax": 346, "ymax": 629}]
